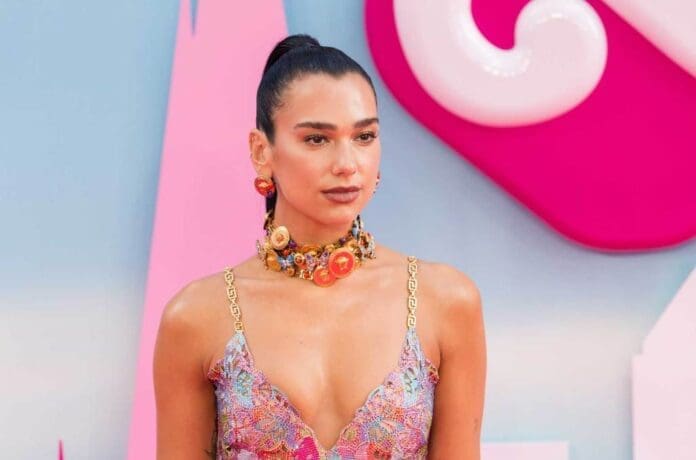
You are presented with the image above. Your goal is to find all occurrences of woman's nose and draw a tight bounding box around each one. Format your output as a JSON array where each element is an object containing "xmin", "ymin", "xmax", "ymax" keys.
[{"xmin": 332, "ymin": 141, "xmax": 358, "ymax": 175}]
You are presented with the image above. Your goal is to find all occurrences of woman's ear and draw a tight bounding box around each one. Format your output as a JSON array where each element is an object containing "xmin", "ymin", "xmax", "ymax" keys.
[{"xmin": 248, "ymin": 128, "xmax": 272, "ymax": 173}]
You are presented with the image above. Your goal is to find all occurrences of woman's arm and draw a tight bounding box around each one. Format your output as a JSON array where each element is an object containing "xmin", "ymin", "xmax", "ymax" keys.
[
  {"xmin": 428, "ymin": 265, "xmax": 487, "ymax": 459},
  {"xmin": 153, "ymin": 283, "xmax": 218, "ymax": 459}
]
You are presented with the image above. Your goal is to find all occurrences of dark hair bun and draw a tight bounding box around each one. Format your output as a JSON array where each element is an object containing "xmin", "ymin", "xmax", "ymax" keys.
[{"xmin": 263, "ymin": 34, "xmax": 321, "ymax": 75}]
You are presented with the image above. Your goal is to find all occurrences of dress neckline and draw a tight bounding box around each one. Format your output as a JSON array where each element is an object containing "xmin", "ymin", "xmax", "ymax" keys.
[{"xmin": 207, "ymin": 325, "xmax": 439, "ymax": 453}]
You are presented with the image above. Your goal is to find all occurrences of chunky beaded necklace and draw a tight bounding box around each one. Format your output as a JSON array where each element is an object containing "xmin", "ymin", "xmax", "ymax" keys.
[{"xmin": 255, "ymin": 209, "xmax": 376, "ymax": 287}]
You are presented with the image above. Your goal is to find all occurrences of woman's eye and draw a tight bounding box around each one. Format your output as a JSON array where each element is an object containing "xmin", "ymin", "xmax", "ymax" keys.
[
  {"xmin": 304, "ymin": 132, "xmax": 377, "ymax": 146},
  {"xmin": 304, "ymin": 135, "xmax": 327, "ymax": 145},
  {"xmin": 356, "ymin": 132, "xmax": 377, "ymax": 143}
]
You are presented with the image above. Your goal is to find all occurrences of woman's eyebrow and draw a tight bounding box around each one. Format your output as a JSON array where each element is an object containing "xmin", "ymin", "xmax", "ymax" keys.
[{"xmin": 293, "ymin": 117, "xmax": 379, "ymax": 131}]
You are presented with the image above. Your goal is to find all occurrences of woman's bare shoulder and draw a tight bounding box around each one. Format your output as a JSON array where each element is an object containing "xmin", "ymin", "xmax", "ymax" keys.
[
  {"xmin": 159, "ymin": 255, "xmax": 259, "ymax": 333},
  {"xmin": 410, "ymin": 256, "xmax": 482, "ymax": 329},
  {"xmin": 417, "ymin": 258, "xmax": 481, "ymax": 308},
  {"xmin": 415, "ymin": 257, "xmax": 484, "ymax": 351},
  {"xmin": 369, "ymin": 244, "xmax": 482, "ymax": 314},
  {"xmin": 156, "ymin": 276, "xmax": 221, "ymax": 350},
  {"xmin": 167, "ymin": 269, "xmax": 227, "ymax": 312}
]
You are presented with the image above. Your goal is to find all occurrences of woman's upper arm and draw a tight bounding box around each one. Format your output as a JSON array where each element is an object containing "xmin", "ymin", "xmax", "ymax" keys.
[
  {"xmin": 153, "ymin": 283, "xmax": 218, "ymax": 459},
  {"xmin": 428, "ymin": 265, "xmax": 487, "ymax": 459}
]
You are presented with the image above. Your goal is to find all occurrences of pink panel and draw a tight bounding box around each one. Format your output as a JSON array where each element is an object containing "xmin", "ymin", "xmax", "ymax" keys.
[
  {"xmin": 365, "ymin": 0, "xmax": 696, "ymax": 251},
  {"xmin": 126, "ymin": 0, "xmax": 287, "ymax": 457},
  {"xmin": 632, "ymin": 267, "xmax": 696, "ymax": 460},
  {"xmin": 482, "ymin": 442, "xmax": 569, "ymax": 460},
  {"xmin": 602, "ymin": 0, "xmax": 696, "ymax": 76}
]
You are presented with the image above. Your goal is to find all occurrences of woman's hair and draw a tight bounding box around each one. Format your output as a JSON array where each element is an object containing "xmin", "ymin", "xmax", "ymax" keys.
[{"xmin": 256, "ymin": 33, "xmax": 377, "ymax": 213}]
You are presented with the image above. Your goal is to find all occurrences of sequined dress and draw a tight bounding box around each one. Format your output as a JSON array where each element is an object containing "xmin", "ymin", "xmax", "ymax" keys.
[{"xmin": 207, "ymin": 255, "xmax": 440, "ymax": 459}]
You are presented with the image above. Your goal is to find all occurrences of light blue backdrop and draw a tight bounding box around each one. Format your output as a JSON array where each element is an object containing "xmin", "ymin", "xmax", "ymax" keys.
[{"xmin": 1, "ymin": 1, "xmax": 693, "ymax": 459}]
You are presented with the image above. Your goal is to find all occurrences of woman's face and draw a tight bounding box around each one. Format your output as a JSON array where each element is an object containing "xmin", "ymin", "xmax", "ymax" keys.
[{"xmin": 256, "ymin": 72, "xmax": 380, "ymax": 228}]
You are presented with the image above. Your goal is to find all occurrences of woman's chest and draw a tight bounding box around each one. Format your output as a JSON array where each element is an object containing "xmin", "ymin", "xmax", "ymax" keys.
[{"xmin": 208, "ymin": 328, "xmax": 439, "ymax": 458}]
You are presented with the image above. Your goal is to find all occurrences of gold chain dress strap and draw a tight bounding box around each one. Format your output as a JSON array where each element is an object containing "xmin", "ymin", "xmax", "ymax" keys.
[
  {"xmin": 223, "ymin": 267, "xmax": 244, "ymax": 332},
  {"xmin": 407, "ymin": 255, "xmax": 418, "ymax": 329}
]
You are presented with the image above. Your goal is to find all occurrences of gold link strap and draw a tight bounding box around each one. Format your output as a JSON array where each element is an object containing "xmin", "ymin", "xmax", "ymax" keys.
[
  {"xmin": 407, "ymin": 255, "xmax": 418, "ymax": 329},
  {"xmin": 225, "ymin": 259, "xmax": 416, "ymax": 331},
  {"xmin": 223, "ymin": 267, "xmax": 244, "ymax": 332}
]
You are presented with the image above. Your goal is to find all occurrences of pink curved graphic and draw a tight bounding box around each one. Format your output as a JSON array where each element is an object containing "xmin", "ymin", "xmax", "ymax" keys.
[
  {"xmin": 365, "ymin": 0, "xmax": 696, "ymax": 251},
  {"xmin": 126, "ymin": 0, "xmax": 286, "ymax": 458}
]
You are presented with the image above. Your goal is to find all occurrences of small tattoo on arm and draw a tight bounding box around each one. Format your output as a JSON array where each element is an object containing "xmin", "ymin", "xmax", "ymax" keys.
[{"xmin": 473, "ymin": 417, "xmax": 481, "ymax": 433}]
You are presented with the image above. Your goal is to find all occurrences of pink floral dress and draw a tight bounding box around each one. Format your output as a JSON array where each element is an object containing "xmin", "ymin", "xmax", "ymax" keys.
[{"xmin": 207, "ymin": 256, "xmax": 439, "ymax": 459}]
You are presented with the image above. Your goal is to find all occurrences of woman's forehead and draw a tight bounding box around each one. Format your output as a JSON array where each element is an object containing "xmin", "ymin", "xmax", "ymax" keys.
[{"xmin": 276, "ymin": 73, "xmax": 377, "ymax": 125}]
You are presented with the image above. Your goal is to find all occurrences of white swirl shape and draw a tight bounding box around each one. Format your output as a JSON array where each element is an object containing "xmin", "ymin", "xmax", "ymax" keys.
[{"xmin": 394, "ymin": 0, "xmax": 608, "ymax": 127}]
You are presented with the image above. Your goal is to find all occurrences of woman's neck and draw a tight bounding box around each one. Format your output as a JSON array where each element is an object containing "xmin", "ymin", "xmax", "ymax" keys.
[{"xmin": 270, "ymin": 205, "xmax": 354, "ymax": 247}]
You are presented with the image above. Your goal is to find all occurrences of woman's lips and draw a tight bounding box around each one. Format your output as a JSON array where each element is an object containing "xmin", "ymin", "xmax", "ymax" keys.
[{"xmin": 322, "ymin": 188, "xmax": 361, "ymax": 203}]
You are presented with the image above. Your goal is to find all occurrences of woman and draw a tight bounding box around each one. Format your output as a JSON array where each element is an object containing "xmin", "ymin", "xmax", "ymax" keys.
[{"xmin": 154, "ymin": 34, "xmax": 486, "ymax": 459}]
